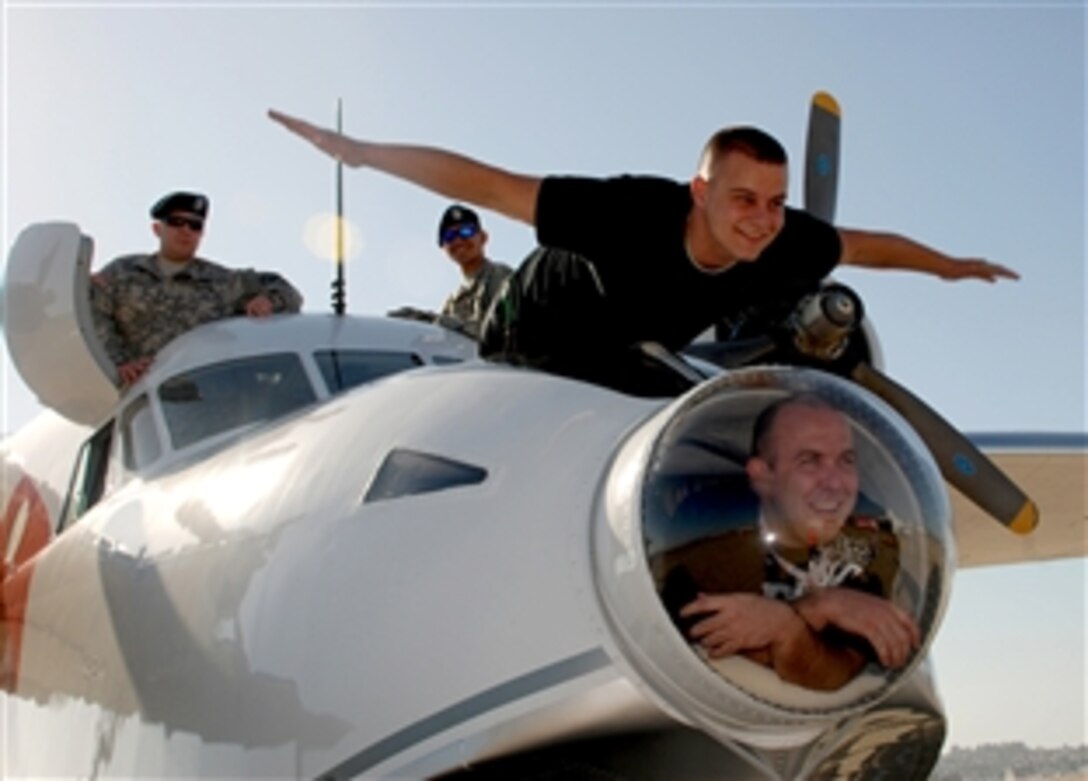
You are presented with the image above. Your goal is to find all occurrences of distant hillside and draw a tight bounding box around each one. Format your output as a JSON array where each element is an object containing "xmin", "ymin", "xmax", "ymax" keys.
[{"xmin": 933, "ymin": 742, "xmax": 1088, "ymax": 780}]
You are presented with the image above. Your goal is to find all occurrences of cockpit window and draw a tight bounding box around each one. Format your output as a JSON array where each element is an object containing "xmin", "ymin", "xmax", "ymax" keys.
[
  {"xmin": 159, "ymin": 353, "xmax": 316, "ymax": 450},
  {"xmin": 58, "ymin": 396, "xmax": 162, "ymax": 529},
  {"xmin": 118, "ymin": 394, "xmax": 161, "ymax": 473},
  {"xmin": 59, "ymin": 422, "xmax": 114, "ymax": 531},
  {"xmin": 314, "ymin": 349, "xmax": 423, "ymax": 394}
]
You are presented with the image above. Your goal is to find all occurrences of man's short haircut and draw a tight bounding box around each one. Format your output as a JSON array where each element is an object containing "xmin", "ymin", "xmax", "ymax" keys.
[
  {"xmin": 698, "ymin": 126, "xmax": 788, "ymax": 178},
  {"xmin": 750, "ymin": 392, "xmax": 842, "ymax": 461}
]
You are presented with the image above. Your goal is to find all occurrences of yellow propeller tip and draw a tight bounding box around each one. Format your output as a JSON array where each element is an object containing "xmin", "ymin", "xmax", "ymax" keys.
[
  {"xmin": 1009, "ymin": 501, "xmax": 1040, "ymax": 535},
  {"xmin": 813, "ymin": 91, "xmax": 841, "ymax": 116}
]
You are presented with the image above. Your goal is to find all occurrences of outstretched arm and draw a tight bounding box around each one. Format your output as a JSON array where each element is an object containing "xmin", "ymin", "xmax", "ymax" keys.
[
  {"xmin": 268, "ymin": 110, "xmax": 541, "ymax": 225},
  {"xmin": 838, "ymin": 228, "xmax": 1019, "ymax": 282}
]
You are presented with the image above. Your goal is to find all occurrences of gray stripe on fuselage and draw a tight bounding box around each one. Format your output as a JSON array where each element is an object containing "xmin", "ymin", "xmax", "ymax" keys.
[{"xmin": 318, "ymin": 647, "xmax": 611, "ymax": 780}]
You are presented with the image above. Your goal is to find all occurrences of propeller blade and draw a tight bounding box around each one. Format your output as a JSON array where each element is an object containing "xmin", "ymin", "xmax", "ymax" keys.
[
  {"xmin": 804, "ymin": 91, "xmax": 841, "ymax": 223},
  {"xmin": 851, "ymin": 362, "xmax": 1039, "ymax": 535}
]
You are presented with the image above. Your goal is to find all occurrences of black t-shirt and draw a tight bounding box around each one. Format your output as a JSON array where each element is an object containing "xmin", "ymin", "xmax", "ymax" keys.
[{"xmin": 532, "ymin": 174, "xmax": 843, "ymax": 351}]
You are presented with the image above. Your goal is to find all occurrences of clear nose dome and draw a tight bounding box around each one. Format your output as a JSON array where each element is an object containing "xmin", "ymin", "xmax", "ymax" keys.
[{"xmin": 641, "ymin": 367, "xmax": 953, "ymax": 712}]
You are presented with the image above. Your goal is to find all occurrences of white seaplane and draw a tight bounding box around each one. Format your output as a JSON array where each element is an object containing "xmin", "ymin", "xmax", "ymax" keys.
[{"xmin": 0, "ymin": 95, "xmax": 1083, "ymax": 780}]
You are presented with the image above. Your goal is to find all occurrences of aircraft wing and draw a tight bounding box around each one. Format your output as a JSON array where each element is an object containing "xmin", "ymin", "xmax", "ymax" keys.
[{"xmin": 953, "ymin": 433, "xmax": 1086, "ymax": 567}]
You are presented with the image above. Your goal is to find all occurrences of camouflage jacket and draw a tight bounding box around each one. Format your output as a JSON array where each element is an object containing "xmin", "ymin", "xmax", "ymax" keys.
[
  {"xmin": 440, "ymin": 259, "xmax": 513, "ymax": 339},
  {"xmin": 92, "ymin": 253, "xmax": 303, "ymax": 366}
]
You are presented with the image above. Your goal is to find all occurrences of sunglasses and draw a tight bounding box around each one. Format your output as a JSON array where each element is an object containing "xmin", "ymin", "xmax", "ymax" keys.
[
  {"xmin": 441, "ymin": 223, "xmax": 479, "ymax": 244},
  {"xmin": 163, "ymin": 215, "xmax": 205, "ymax": 232}
]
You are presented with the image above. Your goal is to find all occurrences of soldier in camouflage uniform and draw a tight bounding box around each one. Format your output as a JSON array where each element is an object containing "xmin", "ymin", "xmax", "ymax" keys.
[
  {"xmin": 92, "ymin": 191, "xmax": 303, "ymax": 387},
  {"xmin": 665, "ymin": 395, "xmax": 921, "ymax": 691},
  {"xmin": 387, "ymin": 204, "xmax": 512, "ymax": 339},
  {"xmin": 435, "ymin": 205, "xmax": 513, "ymax": 338}
]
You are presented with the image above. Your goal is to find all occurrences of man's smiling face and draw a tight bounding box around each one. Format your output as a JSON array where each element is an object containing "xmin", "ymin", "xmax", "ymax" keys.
[
  {"xmin": 694, "ymin": 151, "xmax": 787, "ymax": 263},
  {"xmin": 748, "ymin": 403, "xmax": 859, "ymax": 549}
]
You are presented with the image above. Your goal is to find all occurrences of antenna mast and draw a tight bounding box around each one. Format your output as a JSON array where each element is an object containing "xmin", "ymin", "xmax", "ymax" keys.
[{"xmin": 331, "ymin": 98, "xmax": 347, "ymax": 315}]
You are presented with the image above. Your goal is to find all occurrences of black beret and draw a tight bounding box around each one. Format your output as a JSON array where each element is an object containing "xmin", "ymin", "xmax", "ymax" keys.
[
  {"xmin": 437, "ymin": 204, "xmax": 481, "ymax": 246},
  {"xmin": 150, "ymin": 191, "xmax": 210, "ymax": 219}
]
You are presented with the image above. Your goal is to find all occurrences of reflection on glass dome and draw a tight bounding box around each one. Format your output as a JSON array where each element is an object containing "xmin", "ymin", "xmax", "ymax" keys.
[{"xmin": 642, "ymin": 368, "xmax": 952, "ymax": 712}]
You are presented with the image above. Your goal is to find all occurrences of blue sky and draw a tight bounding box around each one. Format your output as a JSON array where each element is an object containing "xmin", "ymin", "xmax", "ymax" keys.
[{"xmin": 2, "ymin": 0, "xmax": 1084, "ymax": 750}]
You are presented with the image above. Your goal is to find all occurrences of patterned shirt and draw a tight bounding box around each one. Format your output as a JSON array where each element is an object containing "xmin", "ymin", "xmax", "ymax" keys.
[
  {"xmin": 92, "ymin": 253, "xmax": 303, "ymax": 367},
  {"xmin": 440, "ymin": 259, "xmax": 513, "ymax": 339},
  {"xmin": 760, "ymin": 523, "xmax": 887, "ymax": 602}
]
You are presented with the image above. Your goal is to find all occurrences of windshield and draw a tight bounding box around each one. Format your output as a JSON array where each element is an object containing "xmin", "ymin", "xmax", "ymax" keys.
[
  {"xmin": 158, "ymin": 353, "xmax": 316, "ymax": 450},
  {"xmin": 314, "ymin": 349, "xmax": 423, "ymax": 394}
]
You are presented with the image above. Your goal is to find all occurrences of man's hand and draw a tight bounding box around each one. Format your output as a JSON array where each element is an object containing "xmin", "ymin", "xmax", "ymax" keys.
[
  {"xmin": 794, "ymin": 587, "xmax": 920, "ymax": 669},
  {"xmin": 938, "ymin": 258, "xmax": 1019, "ymax": 282},
  {"xmin": 245, "ymin": 295, "xmax": 274, "ymax": 318},
  {"xmin": 680, "ymin": 593, "xmax": 801, "ymax": 659},
  {"xmin": 387, "ymin": 306, "xmax": 438, "ymax": 323},
  {"xmin": 117, "ymin": 357, "xmax": 154, "ymax": 387},
  {"xmin": 839, "ymin": 229, "xmax": 1019, "ymax": 283},
  {"xmin": 268, "ymin": 110, "xmax": 366, "ymax": 167}
]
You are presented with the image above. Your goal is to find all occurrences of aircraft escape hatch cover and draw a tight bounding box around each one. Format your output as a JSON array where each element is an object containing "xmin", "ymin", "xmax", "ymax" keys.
[{"xmin": 5, "ymin": 222, "xmax": 119, "ymax": 425}]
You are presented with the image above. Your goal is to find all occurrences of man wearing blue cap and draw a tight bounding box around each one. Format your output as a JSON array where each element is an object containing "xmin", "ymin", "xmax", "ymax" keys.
[
  {"xmin": 389, "ymin": 204, "xmax": 512, "ymax": 339},
  {"xmin": 92, "ymin": 191, "xmax": 303, "ymax": 386},
  {"xmin": 435, "ymin": 204, "xmax": 512, "ymax": 338}
]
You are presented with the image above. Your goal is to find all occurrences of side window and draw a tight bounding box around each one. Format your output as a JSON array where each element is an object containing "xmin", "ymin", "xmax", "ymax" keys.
[
  {"xmin": 314, "ymin": 350, "xmax": 423, "ymax": 394},
  {"xmin": 159, "ymin": 353, "xmax": 316, "ymax": 450},
  {"xmin": 58, "ymin": 422, "xmax": 114, "ymax": 531}
]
